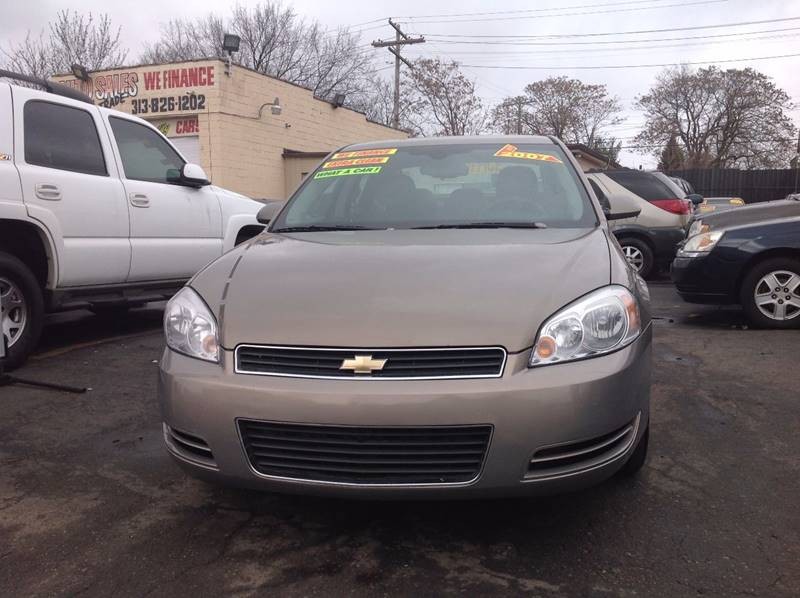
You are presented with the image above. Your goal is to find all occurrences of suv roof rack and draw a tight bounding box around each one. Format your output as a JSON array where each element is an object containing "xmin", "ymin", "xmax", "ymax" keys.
[{"xmin": 0, "ymin": 69, "xmax": 93, "ymax": 105}]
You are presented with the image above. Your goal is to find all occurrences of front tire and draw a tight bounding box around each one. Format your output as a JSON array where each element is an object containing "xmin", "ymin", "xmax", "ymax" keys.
[
  {"xmin": 740, "ymin": 257, "xmax": 800, "ymax": 329},
  {"xmin": 618, "ymin": 238, "xmax": 655, "ymax": 279},
  {"xmin": 0, "ymin": 252, "xmax": 44, "ymax": 370}
]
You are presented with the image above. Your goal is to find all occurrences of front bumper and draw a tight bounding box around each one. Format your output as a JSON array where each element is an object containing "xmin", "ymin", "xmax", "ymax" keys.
[
  {"xmin": 158, "ymin": 328, "xmax": 651, "ymax": 499},
  {"xmin": 650, "ymin": 226, "xmax": 688, "ymax": 265},
  {"xmin": 671, "ymin": 254, "xmax": 736, "ymax": 304}
]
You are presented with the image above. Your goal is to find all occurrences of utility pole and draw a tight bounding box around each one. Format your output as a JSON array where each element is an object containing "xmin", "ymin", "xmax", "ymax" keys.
[{"xmin": 372, "ymin": 19, "xmax": 424, "ymax": 129}]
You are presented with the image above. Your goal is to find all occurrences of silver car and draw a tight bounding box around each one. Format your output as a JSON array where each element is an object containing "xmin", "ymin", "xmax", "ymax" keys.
[{"xmin": 159, "ymin": 136, "xmax": 652, "ymax": 498}]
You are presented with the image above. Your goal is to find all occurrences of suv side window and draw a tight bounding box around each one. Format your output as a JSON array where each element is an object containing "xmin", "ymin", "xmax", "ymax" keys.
[
  {"xmin": 605, "ymin": 171, "xmax": 677, "ymax": 202},
  {"xmin": 109, "ymin": 117, "xmax": 184, "ymax": 183},
  {"xmin": 24, "ymin": 101, "xmax": 107, "ymax": 176},
  {"xmin": 588, "ymin": 179, "xmax": 611, "ymax": 211}
]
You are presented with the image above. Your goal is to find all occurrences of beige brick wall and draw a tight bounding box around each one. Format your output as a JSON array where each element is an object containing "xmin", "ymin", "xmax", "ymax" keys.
[{"xmin": 55, "ymin": 58, "xmax": 406, "ymax": 198}]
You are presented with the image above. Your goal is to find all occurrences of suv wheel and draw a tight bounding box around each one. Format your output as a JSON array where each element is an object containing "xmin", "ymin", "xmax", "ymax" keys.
[
  {"xmin": 619, "ymin": 238, "xmax": 654, "ymax": 278},
  {"xmin": 740, "ymin": 257, "xmax": 800, "ymax": 329},
  {"xmin": 0, "ymin": 252, "xmax": 44, "ymax": 370}
]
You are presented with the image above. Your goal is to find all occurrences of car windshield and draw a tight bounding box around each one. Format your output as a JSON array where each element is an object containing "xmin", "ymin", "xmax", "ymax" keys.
[{"xmin": 271, "ymin": 143, "xmax": 597, "ymax": 231}]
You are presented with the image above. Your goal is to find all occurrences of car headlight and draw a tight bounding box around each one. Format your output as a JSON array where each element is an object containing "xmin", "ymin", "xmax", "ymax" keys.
[
  {"xmin": 164, "ymin": 287, "xmax": 220, "ymax": 363},
  {"xmin": 687, "ymin": 220, "xmax": 706, "ymax": 238},
  {"xmin": 679, "ymin": 231, "xmax": 723, "ymax": 256},
  {"xmin": 530, "ymin": 286, "xmax": 641, "ymax": 367}
]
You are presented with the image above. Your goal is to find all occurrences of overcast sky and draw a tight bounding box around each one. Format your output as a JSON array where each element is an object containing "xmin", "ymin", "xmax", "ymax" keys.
[{"xmin": 3, "ymin": 0, "xmax": 799, "ymax": 167}]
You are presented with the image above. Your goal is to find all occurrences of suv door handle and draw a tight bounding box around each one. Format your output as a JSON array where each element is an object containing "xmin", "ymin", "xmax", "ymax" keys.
[
  {"xmin": 35, "ymin": 183, "xmax": 61, "ymax": 201},
  {"xmin": 129, "ymin": 193, "xmax": 150, "ymax": 208}
]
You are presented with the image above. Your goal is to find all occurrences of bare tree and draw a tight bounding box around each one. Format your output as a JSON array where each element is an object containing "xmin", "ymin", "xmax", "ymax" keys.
[
  {"xmin": 2, "ymin": 11, "xmax": 127, "ymax": 78},
  {"xmin": 348, "ymin": 75, "xmax": 404, "ymax": 128},
  {"xmin": 142, "ymin": 2, "xmax": 375, "ymax": 103},
  {"xmin": 635, "ymin": 66, "xmax": 797, "ymax": 168},
  {"xmin": 404, "ymin": 58, "xmax": 486, "ymax": 136},
  {"xmin": 590, "ymin": 135, "xmax": 622, "ymax": 164},
  {"xmin": 491, "ymin": 96, "xmax": 534, "ymax": 135},
  {"xmin": 140, "ymin": 16, "xmax": 225, "ymax": 64},
  {"xmin": 492, "ymin": 77, "xmax": 622, "ymax": 146}
]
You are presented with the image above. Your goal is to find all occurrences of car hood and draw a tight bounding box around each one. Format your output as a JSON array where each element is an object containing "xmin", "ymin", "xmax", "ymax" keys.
[
  {"xmin": 210, "ymin": 185, "xmax": 262, "ymax": 217},
  {"xmin": 700, "ymin": 198, "xmax": 799, "ymax": 231},
  {"xmin": 192, "ymin": 228, "xmax": 611, "ymax": 353}
]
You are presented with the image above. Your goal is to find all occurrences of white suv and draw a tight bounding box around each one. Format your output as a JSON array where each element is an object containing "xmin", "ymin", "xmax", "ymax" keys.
[
  {"xmin": 587, "ymin": 170, "xmax": 693, "ymax": 278},
  {"xmin": 0, "ymin": 74, "xmax": 265, "ymax": 368}
]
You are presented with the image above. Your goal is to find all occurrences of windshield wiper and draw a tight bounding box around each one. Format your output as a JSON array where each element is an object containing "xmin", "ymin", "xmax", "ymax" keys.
[
  {"xmin": 412, "ymin": 222, "xmax": 548, "ymax": 230},
  {"xmin": 271, "ymin": 225, "xmax": 380, "ymax": 233}
]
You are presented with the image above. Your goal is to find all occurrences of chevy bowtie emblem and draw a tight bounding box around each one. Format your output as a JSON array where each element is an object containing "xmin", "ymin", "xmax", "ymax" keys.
[{"xmin": 340, "ymin": 354, "xmax": 387, "ymax": 374}]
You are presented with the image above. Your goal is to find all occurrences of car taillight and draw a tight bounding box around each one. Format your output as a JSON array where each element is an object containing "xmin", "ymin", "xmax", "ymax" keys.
[{"xmin": 651, "ymin": 199, "xmax": 691, "ymax": 215}]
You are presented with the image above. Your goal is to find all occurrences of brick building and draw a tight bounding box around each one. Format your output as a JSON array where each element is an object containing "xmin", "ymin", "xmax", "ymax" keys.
[{"xmin": 55, "ymin": 59, "xmax": 405, "ymax": 199}]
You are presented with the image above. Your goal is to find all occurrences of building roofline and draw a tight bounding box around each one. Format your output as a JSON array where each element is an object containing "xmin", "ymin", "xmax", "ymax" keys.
[
  {"xmin": 55, "ymin": 57, "xmax": 403, "ymax": 134},
  {"xmin": 566, "ymin": 143, "xmax": 620, "ymax": 169}
]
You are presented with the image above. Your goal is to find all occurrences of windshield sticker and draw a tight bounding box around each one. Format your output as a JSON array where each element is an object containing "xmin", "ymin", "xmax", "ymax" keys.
[
  {"xmin": 331, "ymin": 148, "xmax": 397, "ymax": 159},
  {"xmin": 494, "ymin": 144, "xmax": 563, "ymax": 164},
  {"xmin": 314, "ymin": 166, "xmax": 382, "ymax": 180},
  {"xmin": 323, "ymin": 156, "xmax": 390, "ymax": 169}
]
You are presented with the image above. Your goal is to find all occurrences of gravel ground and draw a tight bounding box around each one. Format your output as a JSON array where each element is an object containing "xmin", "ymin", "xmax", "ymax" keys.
[{"xmin": 1, "ymin": 283, "xmax": 798, "ymax": 597}]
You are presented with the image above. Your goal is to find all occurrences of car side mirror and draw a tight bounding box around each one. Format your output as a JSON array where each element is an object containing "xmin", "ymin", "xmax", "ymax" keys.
[
  {"xmin": 605, "ymin": 193, "xmax": 642, "ymax": 221},
  {"xmin": 687, "ymin": 193, "xmax": 703, "ymax": 206},
  {"xmin": 257, "ymin": 201, "xmax": 282, "ymax": 225},
  {"xmin": 167, "ymin": 163, "xmax": 210, "ymax": 188}
]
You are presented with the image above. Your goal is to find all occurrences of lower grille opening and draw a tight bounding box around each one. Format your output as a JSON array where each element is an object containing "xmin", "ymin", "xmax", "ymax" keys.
[
  {"xmin": 239, "ymin": 420, "xmax": 492, "ymax": 485},
  {"xmin": 163, "ymin": 424, "xmax": 217, "ymax": 468},
  {"xmin": 527, "ymin": 415, "xmax": 639, "ymax": 479}
]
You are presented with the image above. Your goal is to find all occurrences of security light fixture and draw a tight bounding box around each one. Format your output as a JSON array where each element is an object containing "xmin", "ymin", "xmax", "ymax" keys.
[
  {"xmin": 257, "ymin": 97, "xmax": 282, "ymax": 118},
  {"xmin": 223, "ymin": 34, "xmax": 241, "ymax": 54},
  {"xmin": 333, "ymin": 93, "xmax": 346, "ymax": 108},
  {"xmin": 71, "ymin": 64, "xmax": 90, "ymax": 82}
]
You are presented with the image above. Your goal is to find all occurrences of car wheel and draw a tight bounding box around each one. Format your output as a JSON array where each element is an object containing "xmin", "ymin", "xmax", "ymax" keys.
[
  {"xmin": 0, "ymin": 252, "xmax": 44, "ymax": 370},
  {"xmin": 740, "ymin": 257, "xmax": 800, "ymax": 329},
  {"xmin": 619, "ymin": 425, "xmax": 649, "ymax": 477},
  {"xmin": 619, "ymin": 238, "xmax": 654, "ymax": 279}
]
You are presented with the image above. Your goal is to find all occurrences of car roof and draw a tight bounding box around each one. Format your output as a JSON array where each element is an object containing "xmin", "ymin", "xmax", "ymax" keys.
[{"xmin": 342, "ymin": 135, "xmax": 555, "ymax": 151}]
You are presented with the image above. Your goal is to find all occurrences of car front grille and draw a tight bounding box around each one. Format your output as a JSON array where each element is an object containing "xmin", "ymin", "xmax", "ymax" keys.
[
  {"xmin": 238, "ymin": 420, "xmax": 493, "ymax": 485},
  {"xmin": 234, "ymin": 345, "xmax": 506, "ymax": 379},
  {"xmin": 163, "ymin": 424, "xmax": 217, "ymax": 469},
  {"xmin": 526, "ymin": 414, "xmax": 640, "ymax": 479}
]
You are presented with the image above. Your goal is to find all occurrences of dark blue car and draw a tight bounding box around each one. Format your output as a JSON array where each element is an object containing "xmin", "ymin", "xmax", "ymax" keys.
[{"xmin": 671, "ymin": 197, "xmax": 800, "ymax": 328}]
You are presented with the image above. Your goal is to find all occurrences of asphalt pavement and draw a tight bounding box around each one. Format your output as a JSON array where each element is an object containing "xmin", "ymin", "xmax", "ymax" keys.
[{"xmin": 1, "ymin": 283, "xmax": 798, "ymax": 597}]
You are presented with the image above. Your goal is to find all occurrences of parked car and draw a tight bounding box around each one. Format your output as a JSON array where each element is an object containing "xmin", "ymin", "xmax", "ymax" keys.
[
  {"xmin": 159, "ymin": 136, "xmax": 652, "ymax": 498},
  {"xmin": 696, "ymin": 196, "xmax": 746, "ymax": 215},
  {"xmin": 670, "ymin": 175, "xmax": 696, "ymax": 196},
  {"xmin": 0, "ymin": 72, "xmax": 264, "ymax": 369},
  {"xmin": 587, "ymin": 170, "xmax": 693, "ymax": 278},
  {"xmin": 672, "ymin": 196, "xmax": 800, "ymax": 328}
]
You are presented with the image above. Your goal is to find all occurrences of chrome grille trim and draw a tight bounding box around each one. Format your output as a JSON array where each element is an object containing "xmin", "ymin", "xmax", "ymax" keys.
[
  {"xmin": 525, "ymin": 413, "xmax": 641, "ymax": 481},
  {"xmin": 163, "ymin": 424, "xmax": 218, "ymax": 470},
  {"xmin": 234, "ymin": 344, "xmax": 508, "ymax": 380}
]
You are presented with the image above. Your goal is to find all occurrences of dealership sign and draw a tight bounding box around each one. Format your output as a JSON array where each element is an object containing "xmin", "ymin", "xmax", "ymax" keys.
[{"xmin": 59, "ymin": 65, "xmax": 216, "ymax": 111}]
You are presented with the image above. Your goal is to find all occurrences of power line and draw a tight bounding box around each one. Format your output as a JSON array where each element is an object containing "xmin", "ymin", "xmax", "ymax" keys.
[
  {"xmin": 421, "ymin": 32, "xmax": 800, "ymax": 56},
  {"xmin": 401, "ymin": 0, "xmax": 727, "ymax": 25},
  {"xmin": 457, "ymin": 52, "xmax": 800, "ymax": 70},
  {"xmin": 395, "ymin": 0, "xmax": 705, "ymax": 20},
  {"xmin": 423, "ymin": 15, "xmax": 800, "ymax": 39},
  {"xmin": 422, "ymin": 25, "xmax": 800, "ymax": 46}
]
